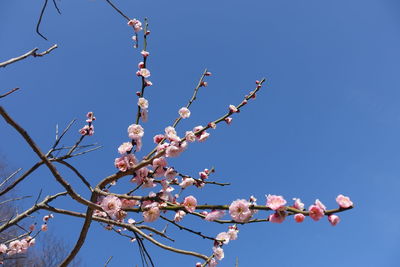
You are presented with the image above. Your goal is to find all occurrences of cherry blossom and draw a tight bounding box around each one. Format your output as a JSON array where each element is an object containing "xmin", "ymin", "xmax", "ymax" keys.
[
  {"xmin": 229, "ymin": 199, "xmax": 252, "ymax": 223},
  {"xmin": 336, "ymin": 194, "xmax": 353, "ymax": 208}
]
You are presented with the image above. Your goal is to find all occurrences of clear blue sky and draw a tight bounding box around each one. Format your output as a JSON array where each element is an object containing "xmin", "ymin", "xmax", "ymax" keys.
[{"xmin": 1, "ymin": 0, "xmax": 400, "ymax": 266}]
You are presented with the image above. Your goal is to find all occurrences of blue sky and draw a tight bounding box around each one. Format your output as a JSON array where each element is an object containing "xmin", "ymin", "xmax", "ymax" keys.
[{"xmin": 1, "ymin": 0, "xmax": 400, "ymax": 266}]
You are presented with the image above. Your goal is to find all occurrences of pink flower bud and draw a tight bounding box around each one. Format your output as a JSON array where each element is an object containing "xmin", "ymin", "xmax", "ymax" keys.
[
  {"xmin": 328, "ymin": 214, "xmax": 340, "ymax": 226},
  {"xmin": 294, "ymin": 213, "xmax": 305, "ymax": 223},
  {"xmin": 200, "ymin": 81, "xmax": 208, "ymax": 87},
  {"xmin": 141, "ymin": 50, "xmax": 150, "ymax": 57},
  {"xmin": 205, "ymin": 71, "xmax": 212, "ymax": 76},
  {"xmin": 229, "ymin": 105, "xmax": 238, "ymax": 113},
  {"xmin": 225, "ymin": 117, "xmax": 233, "ymax": 125},
  {"xmin": 138, "ymin": 61, "xmax": 145, "ymax": 68}
]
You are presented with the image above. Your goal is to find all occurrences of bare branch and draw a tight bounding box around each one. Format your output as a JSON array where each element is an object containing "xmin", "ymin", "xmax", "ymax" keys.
[
  {"xmin": 0, "ymin": 192, "xmax": 67, "ymax": 233},
  {"xmin": 0, "ymin": 45, "xmax": 57, "ymax": 68},
  {"xmin": 0, "ymin": 106, "xmax": 99, "ymax": 210}
]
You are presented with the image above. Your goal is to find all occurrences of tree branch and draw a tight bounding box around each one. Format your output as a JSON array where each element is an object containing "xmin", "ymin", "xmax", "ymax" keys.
[{"xmin": 0, "ymin": 45, "xmax": 58, "ymax": 68}]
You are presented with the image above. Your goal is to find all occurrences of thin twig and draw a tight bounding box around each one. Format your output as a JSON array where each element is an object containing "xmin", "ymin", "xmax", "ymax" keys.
[
  {"xmin": 0, "ymin": 196, "xmax": 31, "ymax": 206},
  {"xmin": 47, "ymin": 119, "xmax": 76, "ymax": 155},
  {"xmin": 104, "ymin": 256, "xmax": 113, "ymax": 267},
  {"xmin": 36, "ymin": 0, "xmax": 49, "ymax": 40},
  {"xmin": 56, "ymin": 160, "xmax": 92, "ymax": 190},
  {"xmin": 160, "ymin": 215, "xmax": 215, "ymax": 241},
  {"xmin": 52, "ymin": 0, "xmax": 61, "ymax": 14},
  {"xmin": 0, "ymin": 88, "xmax": 20, "ymax": 99},
  {"xmin": 0, "ymin": 168, "xmax": 22, "ymax": 187},
  {"xmin": 104, "ymin": 0, "xmax": 130, "ymax": 21}
]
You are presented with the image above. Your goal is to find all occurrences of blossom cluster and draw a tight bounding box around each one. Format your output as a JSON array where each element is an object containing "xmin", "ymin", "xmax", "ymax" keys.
[
  {"xmin": 0, "ymin": 236, "xmax": 35, "ymax": 258},
  {"xmin": 79, "ymin": 111, "xmax": 95, "ymax": 136}
]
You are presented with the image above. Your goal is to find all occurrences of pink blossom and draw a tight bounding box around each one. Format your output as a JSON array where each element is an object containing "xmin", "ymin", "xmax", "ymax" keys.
[
  {"xmin": 328, "ymin": 214, "xmax": 340, "ymax": 226},
  {"xmin": 127, "ymin": 124, "xmax": 144, "ymax": 140},
  {"xmin": 185, "ymin": 131, "xmax": 196, "ymax": 142},
  {"xmin": 293, "ymin": 198, "xmax": 305, "ymax": 210},
  {"xmin": 140, "ymin": 109, "xmax": 148, "ymax": 122},
  {"xmin": 315, "ymin": 199, "xmax": 327, "ymax": 211},
  {"xmin": 198, "ymin": 131, "xmax": 210, "ymax": 142},
  {"xmin": 28, "ymin": 238, "xmax": 35, "ymax": 247},
  {"xmin": 165, "ymin": 167, "xmax": 177, "ymax": 180},
  {"xmin": 41, "ymin": 224, "xmax": 48, "ymax": 231},
  {"xmin": 152, "ymin": 157, "xmax": 167, "ymax": 169},
  {"xmin": 229, "ymin": 104, "xmax": 238, "ymax": 113},
  {"xmin": 336, "ymin": 194, "xmax": 353, "ymax": 208},
  {"xmin": 208, "ymin": 122, "xmax": 216, "ymax": 129},
  {"xmin": 266, "ymin": 194, "xmax": 287, "ymax": 211},
  {"xmin": 174, "ymin": 210, "xmax": 186, "ymax": 222},
  {"xmin": 199, "ymin": 171, "xmax": 208, "ymax": 180},
  {"xmin": 179, "ymin": 178, "xmax": 195, "ymax": 189},
  {"xmin": 142, "ymin": 203, "xmax": 160, "ymax": 222},
  {"xmin": 128, "ymin": 218, "xmax": 136, "ymax": 224},
  {"xmin": 138, "ymin": 97, "xmax": 149, "ymax": 109},
  {"xmin": 216, "ymin": 232, "xmax": 230, "ymax": 244},
  {"xmin": 269, "ymin": 211, "xmax": 286, "ymax": 223},
  {"xmin": 139, "ymin": 68, "xmax": 151, "ymax": 78},
  {"xmin": 294, "ymin": 213, "xmax": 305, "ymax": 223},
  {"xmin": 165, "ymin": 126, "xmax": 180, "ymax": 142},
  {"xmin": 126, "ymin": 154, "xmax": 137, "ymax": 168},
  {"xmin": 209, "ymin": 258, "xmax": 218, "ymax": 267},
  {"xmin": 141, "ymin": 50, "xmax": 150, "ymax": 57},
  {"xmin": 100, "ymin": 195, "xmax": 122, "ymax": 218},
  {"xmin": 213, "ymin": 246, "xmax": 224, "ymax": 261},
  {"xmin": 153, "ymin": 134, "xmax": 165, "ymax": 144},
  {"xmin": 0, "ymin": 244, "xmax": 7, "ymax": 254},
  {"xmin": 142, "ymin": 178, "xmax": 156, "ymax": 188},
  {"xmin": 166, "ymin": 144, "xmax": 181, "ymax": 157},
  {"xmin": 127, "ymin": 19, "xmax": 143, "ymax": 32},
  {"xmin": 121, "ymin": 199, "xmax": 138, "ymax": 209},
  {"xmin": 183, "ymin": 195, "xmax": 197, "ymax": 213},
  {"xmin": 114, "ymin": 156, "xmax": 129, "ymax": 172},
  {"xmin": 118, "ymin": 142, "xmax": 133, "ymax": 154},
  {"xmin": 229, "ymin": 199, "xmax": 252, "ymax": 223},
  {"xmin": 133, "ymin": 167, "xmax": 149, "ymax": 184},
  {"xmin": 224, "ymin": 117, "xmax": 233, "ymax": 125},
  {"xmin": 8, "ymin": 240, "xmax": 21, "ymax": 254},
  {"xmin": 179, "ymin": 107, "xmax": 191, "ymax": 119},
  {"xmin": 205, "ymin": 210, "xmax": 225, "ymax": 221},
  {"xmin": 227, "ymin": 225, "xmax": 239, "ymax": 240},
  {"xmin": 86, "ymin": 111, "xmax": 96, "ymax": 122},
  {"xmin": 79, "ymin": 125, "xmax": 94, "ymax": 136},
  {"xmin": 308, "ymin": 205, "xmax": 325, "ymax": 221}
]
